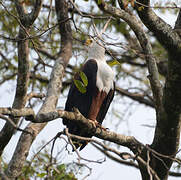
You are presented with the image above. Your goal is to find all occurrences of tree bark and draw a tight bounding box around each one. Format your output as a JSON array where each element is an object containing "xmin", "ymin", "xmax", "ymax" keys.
[{"xmin": 5, "ymin": 0, "xmax": 72, "ymax": 178}]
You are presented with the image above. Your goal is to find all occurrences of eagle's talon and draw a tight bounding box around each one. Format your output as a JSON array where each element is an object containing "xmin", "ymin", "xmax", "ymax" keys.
[
  {"xmin": 89, "ymin": 119, "xmax": 98, "ymax": 128},
  {"xmin": 89, "ymin": 119, "xmax": 107, "ymax": 131}
]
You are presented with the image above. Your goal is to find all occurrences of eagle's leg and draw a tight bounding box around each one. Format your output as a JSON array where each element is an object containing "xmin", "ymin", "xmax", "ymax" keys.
[
  {"xmin": 88, "ymin": 89, "xmax": 107, "ymax": 130},
  {"xmin": 89, "ymin": 119, "xmax": 107, "ymax": 131}
]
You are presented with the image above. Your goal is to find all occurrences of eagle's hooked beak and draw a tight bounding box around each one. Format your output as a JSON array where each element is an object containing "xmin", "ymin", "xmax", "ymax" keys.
[{"xmin": 83, "ymin": 39, "xmax": 93, "ymax": 46}]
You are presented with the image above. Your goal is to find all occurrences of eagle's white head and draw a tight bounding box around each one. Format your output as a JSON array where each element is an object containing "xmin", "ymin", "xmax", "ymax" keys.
[{"xmin": 85, "ymin": 38, "xmax": 105, "ymax": 61}]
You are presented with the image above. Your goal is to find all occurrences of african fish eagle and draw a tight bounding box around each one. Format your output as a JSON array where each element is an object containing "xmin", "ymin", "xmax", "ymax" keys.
[{"xmin": 63, "ymin": 39, "xmax": 115, "ymax": 150}]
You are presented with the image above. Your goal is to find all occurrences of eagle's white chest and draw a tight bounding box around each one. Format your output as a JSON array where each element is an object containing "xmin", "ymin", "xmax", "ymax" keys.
[{"xmin": 96, "ymin": 60, "xmax": 114, "ymax": 93}]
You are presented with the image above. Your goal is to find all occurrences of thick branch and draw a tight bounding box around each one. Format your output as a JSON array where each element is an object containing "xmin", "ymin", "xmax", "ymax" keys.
[
  {"xmin": 134, "ymin": 2, "xmax": 181, "ymax": 179},
  {"xmin": 29, "ymin": 0, "xmax": 44, "ymax": 25},
  {"xmin": 0, "ymin": 108, "xmax": 35, "ymax": 119},
  {"xmin": 25, "ymin": 108, "xmax": 142, "ymax": 153},
  {"xmin": 15, "ymin": 0, "xmax": 43, "ymax": 28},
  {"xmin": 5, "ymin": 0, "xmax": 72, "ymax": 178},
  {"xmin": 0, "ymin": 2, "xmax": 31, "ymax": 155},
  {"xmin": 1, "ymin": 106, "xmax": 181, "ymax": 178},
  {"xmin": 135, "ymin": 0, "xmax": 181, "ymax": 56}
]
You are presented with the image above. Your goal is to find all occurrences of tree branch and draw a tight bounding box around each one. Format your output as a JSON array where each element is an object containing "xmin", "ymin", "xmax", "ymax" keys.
[
  {"xmin": 0, "ymin": 105, "xmax": 143, "ymax": 154},
  {"xmin": 135, "ymin": 0, "xmax": 181, "ymax": 56},
  {"xmin": 63, "ymin": 129, "xmax": 160, "ymax": 180},
  {"xmin": 92, "ymin": 143, "xmax": 139, "ymax": 168},
  {"xmin": 0, "ymin": 1, "xmax": 31, "ymax": 155},
  {"xmin": 5, "ymin": 0, "xmax": 72, "ymax": 178},
  {"xmin": 15, "ymin": 0, "xmax": 43, "ymax": 28},
  {"xmin": 26, "ymin": 92, "xmax": 45, "ymax": 102},
  {"xmin": 116, "ymin": 87, "xmax": 154, "ymax": 108},
  {"xmin": 0, "ymin": 108, "xmax": 35, "ymax": 119},
  {"xmin": 0, "ymin": 114, "xmax": 32, "ymax": 135},
  {"xmin": 93, "ymin": 142, "xmax": 181, "ymax": 177}
]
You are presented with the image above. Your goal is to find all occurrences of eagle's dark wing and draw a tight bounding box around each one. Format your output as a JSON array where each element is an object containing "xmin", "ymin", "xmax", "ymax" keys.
[{"xmin": 63, "ymin": 59, "xmax": 98, "ymax": 149}]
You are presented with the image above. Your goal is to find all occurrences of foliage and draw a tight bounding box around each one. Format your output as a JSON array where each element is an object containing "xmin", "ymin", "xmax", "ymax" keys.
[
  {"xmin": 1, "ymin": 150, "xmax": 78, "ymax": 180},
  {"xmin": 73, "ymin": 71, "xmax": 88, "ymax": 94}
]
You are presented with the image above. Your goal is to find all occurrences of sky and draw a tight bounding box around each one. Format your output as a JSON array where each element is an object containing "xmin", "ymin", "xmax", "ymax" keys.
[{"xmin": 0, "ymin": 1, "xmax": 181, "ymax": 180}]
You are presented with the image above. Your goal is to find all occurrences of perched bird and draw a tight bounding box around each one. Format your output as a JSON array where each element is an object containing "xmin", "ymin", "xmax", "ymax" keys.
[{"xmin": 63, "ymin": 38, "xmax": 115, "ymax": 150}]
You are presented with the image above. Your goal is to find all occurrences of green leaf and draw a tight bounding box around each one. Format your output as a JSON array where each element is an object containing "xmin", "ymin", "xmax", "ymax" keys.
[
  {"xmin": 79, "ymin": 71, "xmax": 88, "ymax": 86},
  {"xmin": 73, "ymin": 80, "xmax": 86, "ymax": 94},
  {"xmin": 138, "ymin": 6, "xmax": 144, "ymax": 11},
  {"xmin": 107, "ymin": 59, "xmax": 121, "ymax": 67},
  {"xmin": 37, "ymin": 173, "xmax": 46, "ymax": 178},
  {"xmin": 98, "ymin": 0, "xmax": 102, "ymax": 5}
]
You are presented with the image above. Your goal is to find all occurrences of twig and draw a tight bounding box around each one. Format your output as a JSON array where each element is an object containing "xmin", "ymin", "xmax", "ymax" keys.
[
  {"xmin": 0, "ymin": 114, "xmax": 31, "ymax": 134},
  {"xmin": 136, "ymin": 156, "xmax": 160, "ymax": 180},
  {"xmin": 26, "ymin": 92, "xmax": 45, "ymax": 102},
  {"xmin": 146, "ymin": 145, "xmax": 181, "ymax": 165},
  {"xmin": 50, "ymin": 132, "xmax": 63, "ymax": 164},
  {"xmin": 30, "ymin": 133, "xmax": 62, "ymax": 166},
  {"xmin": 100, "ymin": 17, "xmax": 112, "ymax": 36},
  {"xmin": 69, "ymin": 0, "xmax": 114, "ymax": 20},
  {"xmin": 64, "ymin": 128, "xmax": 106, "ymax": 164},
  {"xmin": 93, "ymin": 143, "xmax": 181, "ymax": 177},
  {"xmin": 147, "ymin": 150, "xmax": 153, "ymax": 180},
  {"xmin": 92, "ymin": 143, "xmax": 138, "ymax": 167},
  {"xmin": 64, "ymin": 129, "xmax": 160, "ymax": 180},
  {"xmin": 135, "ymin": 1, "xmax": 180, "ymax": 9},
  {"xmin": 76, "ymin": 163, "xmax": 92, "ymax": 180},
  {"xmin": 47, "ymin": 0, "xmax": 53, "ymax": 27}
]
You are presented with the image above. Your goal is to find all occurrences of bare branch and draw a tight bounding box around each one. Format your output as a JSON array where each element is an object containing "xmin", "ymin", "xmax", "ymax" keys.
[
  {"xmin": 5, "ymin": 0, "xmax": 72, "ymax": 178},
  {"xmin": 136, "ymin": 156, "xmax": 160, "ymax": 180},
  {"xmin": 0, "ymin": 73, "xmax": 17, "ymax": 86},
  {"xmin": 116, "ymin": 87, "xmax": 154, "ymax": 107},
  {"xmin": 135, "ymin": 0, "xmax": 181, "ymax": 55},
  {"xmin": 92, "ymin": 143, "xmax": 139, "ymax": 168},
  {"xmin": 65, "ymin": 128, "xmax": 106, "ymax": 164},
  {"xmin": 0, "ymin": 107, "xmax": 35, "ymax": 119},
  {"xmin": 15, "ymin": 0, "xmax": 43, "ymax": 27},
  {"xmin": 0, "ymin": 0, "xmax": 31, "ymax": 155},
  {"xmin": 0, "ymin": 114, "xmax": 32, "ymax": 135},
  {"xmin": 93, "ymin": 142, "xmax": 181, "ymax": 177},
  {"xmin": 146, "ymin": 150, "xmax": 153, "ymax": 180},
  {"xmin": 25, "ymin": 108, "xmax": 143, "ymax": 153},
  {"xmin": 29, "ymin": 0, "xmax": 44, "ymax": 25},
  {"xmin": 63, "ymin": 129, "xmax": 160, "ymax": 180},
  {"xmin": 26, "ymin": 92, "xmax": 45, "ymax": 102}
]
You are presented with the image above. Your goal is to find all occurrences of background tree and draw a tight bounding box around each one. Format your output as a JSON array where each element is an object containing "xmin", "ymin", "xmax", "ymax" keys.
[{"xmin": 0, "ymin": 0, "xmax": 181, "ymax": 179}]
